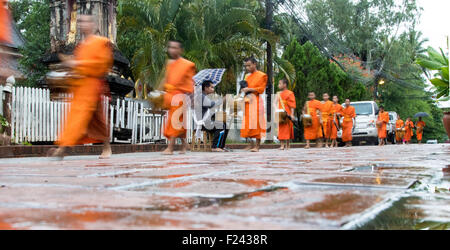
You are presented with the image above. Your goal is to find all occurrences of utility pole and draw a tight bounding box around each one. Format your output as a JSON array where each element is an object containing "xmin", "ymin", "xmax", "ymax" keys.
[{"xmin": 265, "ymin": 0, "xmax": 274, "ymax": 142}]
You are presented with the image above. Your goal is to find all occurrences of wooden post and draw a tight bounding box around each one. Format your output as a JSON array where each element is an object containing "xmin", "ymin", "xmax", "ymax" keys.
[{"xmin": 265, "ymin": 0, "xmax": 274, "ymax": 142}]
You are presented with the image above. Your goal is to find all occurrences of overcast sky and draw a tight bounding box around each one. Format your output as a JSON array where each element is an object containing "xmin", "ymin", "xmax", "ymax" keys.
[{"xmin": 416, "ymin": 0, "xmax": 449, "ymax": 52}]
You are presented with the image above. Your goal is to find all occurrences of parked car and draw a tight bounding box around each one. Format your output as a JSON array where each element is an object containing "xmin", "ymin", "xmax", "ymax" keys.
[
  {"xmin": 387, "ymin": 111, "xmax": 398, "ymax": 144},
  {"xmin": 338, "ymin": 101, "xmax": 379, "ymax": 145}
]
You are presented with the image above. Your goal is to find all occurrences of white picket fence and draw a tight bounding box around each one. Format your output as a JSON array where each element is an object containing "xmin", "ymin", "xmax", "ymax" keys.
[{"xmin": 10, "ymin": 87, "xmax": 167, "ymax": 144}]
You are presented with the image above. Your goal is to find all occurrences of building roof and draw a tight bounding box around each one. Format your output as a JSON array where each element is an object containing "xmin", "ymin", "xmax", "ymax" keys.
[{"xmin": 0, "ymin": 20, "xmax": 25, "ymax": 49}]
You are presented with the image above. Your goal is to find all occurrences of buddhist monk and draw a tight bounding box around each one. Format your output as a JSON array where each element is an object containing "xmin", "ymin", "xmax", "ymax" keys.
[
  {"xmin": 161, "ymin": 40, "xmax": 196, "ymax": 155},
  {"xmin": 276, "ymin": 78, "xmax": 296, "ymax": 150},
  {"xmin": 404, "ymin": 117, "xmax": 414, "ymax": 144},
  {"xmin": 0, "ymin": 0, "xmax": 11, "ymax": 78},
  {"xmin": 395, "ymin": 114, "xmax": 405, "ymax": 145},
  {"xmin": 330, "ymin": 96, "xmax": 343, "ymax": 148},
  {"xmin": 415, "ymin": 117, "xmax": 426, "ymax": 144},
  {"xmin": 320, "ymin": 93, "xmax": 333, "ymax": 148},
  {"xmin": 49, "ymin": 15, "xmax": 113, "ymax": 159},
  {"xmin": 303, "ymin": 92, "xmax": 322, "ymax": 149},
  {"xmin": 377, "ymin": 106, "xmax": 390, "ymax": 146},
  {"xmin": 341, "ymin": 99, "xmax": 356, "ymax": 147},
  {"xmin": 240, "ymin": 57, "xmax": 267, "ymax": 152}
]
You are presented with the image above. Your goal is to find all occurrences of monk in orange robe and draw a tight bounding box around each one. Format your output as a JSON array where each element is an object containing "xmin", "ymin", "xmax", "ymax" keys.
[
  {"xmin": 303, "ymin": 92, "xmax": 322, "ymax": 149},
  {"xmin": 276, "ymin": 78, "xmax": 296, "ymax": 150},
  {"xmin": 377, "ymin": 106, "xmax": 390, "ymax": 146},
  {"xmin": 240, "ymin": 57, "xmax": 267, "ymax": 152},
  {"xmin": 415, "ymin": 117, "xmax": 426, "ymax": 144},
  {"xmin": 320, "ymin": 93, "xmax": 333, "ymax": 148},
  {"xmin": 48, "ymin": 15, "xmax": 113, "ymax": 159},
  {"xmin": 330, "ymin": 96, "xmax": 343, "ymax": 148},
  {"xmin": 395, "ymin": 115, "xmax": 405, "ymax": 144},
  {"xmin": 161, "ymin": 40, "xmax": 196, "ymax": 155},
  {"xmin": 0, "ymin": 0, "xmax": 12, "ymax": 78},
  {"xmin": 0, "ymin": 0, "xmax": 11, "ymax": 44},
  {"xmin": 341, "ymin": 99, "xmax": 356, "ymax": 147},
  {"xmin": 404, "ymin": 117, "xmax": 414, "ymax": 144}
]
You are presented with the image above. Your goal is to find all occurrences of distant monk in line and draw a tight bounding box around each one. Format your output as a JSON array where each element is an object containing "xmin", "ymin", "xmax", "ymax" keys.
[
  {"xmin": 404, "ymin": 117, "xmax": 414, "ymax": 144},
  {"xmin": 50, "ymin": 15, "xmax": 113, "ymax": 159},
  {"xmin": 303, "ymin": 92, "xmax": 322, "ymax": 149},
  {"xmin": 161, "ymin": 40, "xmax": 196, "ymax": 155},
  {"xmin": 240, "ymin": 57, "xmax": 267, "ymax": 152},
  {"xmin": 395, "ymin": 114, "xmax": 405, "ymax": 145},
  {"xmin": 276, "ymin": 78, "xmax": 296, "ymax": 150},
  {"xmin": 341, "ymin": 99, "xmax": 356, "ymax": 147},
  {"xmin": 377, "ymin": 106, "xmax": 389, "ymax": 146},
  {"xmin": 320, "ymin": 93, "xmax": 333, "ymax": 148},
  {"xmin": 415, "ymin": 117, "xmax": 426, "ymax": 144},
  {"xmin": 330, "ymin": 96, "xmax": 343, "ymax": 148}
]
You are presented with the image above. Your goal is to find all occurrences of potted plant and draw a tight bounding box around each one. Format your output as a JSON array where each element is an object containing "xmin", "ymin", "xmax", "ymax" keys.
[{"xmin": 416, "ymin": 45, "xmax": 450, "ymax": 141}]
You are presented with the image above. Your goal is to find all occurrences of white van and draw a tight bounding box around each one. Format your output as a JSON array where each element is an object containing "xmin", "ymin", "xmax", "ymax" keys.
[{"xmin": 338, "ymin": 101, "xmax": 379, "ymax": 145}]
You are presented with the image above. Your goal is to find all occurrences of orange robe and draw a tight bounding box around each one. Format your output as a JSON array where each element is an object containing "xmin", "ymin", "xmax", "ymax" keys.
[
  {"xmin": 395, "ymin": 119, "xmax": 404, "ymax": 142},
  {"xmin": 377, "ymin": 112, "xmax": 390, "ymax": 139},
  {"xmin": 0, "ymin": 0, "xmax": 11, "ymax": 44},
  {"xmin": 330, "ymin": 103, "xmax": 343, "ymax": 140},
  {"xmin": 163, "ymin": 58, "xmax": 196, "ymax": 139},
  {"xmin": 320, "ymin": 100, "xmax": 333, "ymax": 139},
  {"xmin": 57, "ymin": 35, "xmax": 113, "ymax": 146},
  {"xmin": 304, "ymin": 99, "xmax": 322, "ymax": 140},
  {"xmin": 341, "ymin": 106, "xmax": 356, "ymax": 142},
  {"xmin": 404, "ymin": 121, "xmax": 414, "ymax": 141},
  {"xmin": 416, "ymin": 121, "xmax": 426, "ymax": 141},
  {"xmin": 240, "ymin": 70, "xmax": 267, "ymax": 139},
  {"xmin": 278, "ymin": 90, "xmax": 296, "ymax": 140}
]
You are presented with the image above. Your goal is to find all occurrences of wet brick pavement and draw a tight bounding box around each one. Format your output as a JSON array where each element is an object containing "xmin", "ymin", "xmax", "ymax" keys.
[{"xmin": 0, "ymin": 144, "xmax": 449, "ymax": 229}]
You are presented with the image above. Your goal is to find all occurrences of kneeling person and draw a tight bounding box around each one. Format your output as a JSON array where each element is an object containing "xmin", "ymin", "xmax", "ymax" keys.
[{"xmin": 201, "ymin": 81, "xmax": 229, "ymax": 152}]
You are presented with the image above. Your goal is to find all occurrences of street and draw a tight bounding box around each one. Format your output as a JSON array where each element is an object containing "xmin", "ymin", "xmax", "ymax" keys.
[{"xmin": 0, "ymin": 144, "xmax": 449, "ymax": 229}]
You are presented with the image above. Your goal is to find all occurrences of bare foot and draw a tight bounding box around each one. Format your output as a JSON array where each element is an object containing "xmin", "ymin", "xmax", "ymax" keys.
[
  {"xmin": 162, "ymin": 148, "xmax": 174, "ymax": 155},
  {"xmin": 212, "ymin": 148, "xmax": 225, "ymax": 152},
  {"xmin": 250, "ymin": 148, "xmax": 259, "ymax": 152},
  {"xmin": 243, "ymin": 146, "xmax": 253, "ymax": 151},
  {"xmin": 99, "ymin": 146, "xmax": 112, "ymax": 159},
  {"xmin": 278, "ymin": 147, "xmax": 285, "ymax": 150},
  {"xmin": 304, "ymin": 146, "xmax": 310, "ymax": 149}
]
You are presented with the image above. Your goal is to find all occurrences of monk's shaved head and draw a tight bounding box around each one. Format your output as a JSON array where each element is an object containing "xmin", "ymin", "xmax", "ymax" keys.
[
  {"xmin": 78, "ymin": 14, "xmax": 96, "ymax": 36},
  {"xmin": 323, "ymin": 93, "xmax": 329, "ymax": 101},
  {"xmin": 332, "ymin": 96, "xmax": 339, "ymax": 103},
  {"xmin": 308, "ymin": 92, "xmax": 316, "ymax": 100}
]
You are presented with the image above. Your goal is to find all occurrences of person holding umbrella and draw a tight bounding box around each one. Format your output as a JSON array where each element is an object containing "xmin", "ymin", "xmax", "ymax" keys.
[{"xmin": 416, "ymin": 117, "xmax": 426, "ymax": 144}]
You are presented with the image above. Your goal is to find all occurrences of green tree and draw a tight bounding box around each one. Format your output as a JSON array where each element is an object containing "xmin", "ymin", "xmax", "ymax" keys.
[{"xmin": 10, "ymin": 0, "xmax": 50, "ymax": 87}]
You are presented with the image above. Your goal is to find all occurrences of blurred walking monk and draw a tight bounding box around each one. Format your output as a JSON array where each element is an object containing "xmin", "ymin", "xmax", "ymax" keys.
[
  {"xmin": 276, "ymin": 79, "xmax": 296, "ymax": 150},
  {"xmin": 303, "ymin": 92, "xmax": 322, "ymax": 149},
  {"xmin": 50, "ymin": 15, "xmax": 113, "ymax": 159},
  {"xmin": 395, "ymin": 114, "xmax": 405, "ymax": 144},
  {"xmin": 404, "ymin": 117, "xmax": 414, "ymax": 144},
  {"xmin": 341, "ymin": 99, "xmax": 356, "ymax": 147},
  {"xmin": 320, "ymin": 93, "xmax": 333, "ymax": 148},
  {"xmin": 330, "ymin": 96, "xmax": 343, "ymax": 148},
  {"xmin": 415, "ymin": 117, "xmax": 426, "ymax": 144},
  {"xmin": 377, "ymin": 106, "xmax": 389, "ymax": 146},
  {"xmin": 240, "ymin": 57, "xmax": 267, "ymax": 152},
  {"xmin": 0, "ymin": 0, "xmax": 11, "ymax": 44},
  {"xmin": 161, "ymin": 40, "xmax": 196, "ymax": 155}
]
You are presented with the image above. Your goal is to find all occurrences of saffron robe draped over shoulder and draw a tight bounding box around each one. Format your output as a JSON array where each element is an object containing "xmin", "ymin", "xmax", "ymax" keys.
[
  {"xmin": 377, "ymin": 112, "xmax": 390, "ymax": 139},
  {"xmin": 320, "ymin": 100, "xmax": 333, "ymax": 139},
  {"xmin": 304, "ymin": 99, "xmax": 322, "ymax": 140},
  {"xmin": 404, "ymin": 121, "xmax": 414, "ymax": 141},
  {"xmin": 240, "ymin": 70, "xmax": 267, "ymax": 139},
  {"xmin": 163, "ymin": 57, "xmax": 196, "ymax": 139},
  {"xmin": 277, "ymin": 90, "xmax": 296, "ymax": 140},
  {"xmin": 395, "ymin": 119, "xmax": 404, "ymax": 142},
  {"xmin": 330, "ymin": 103, "xmax": 343, "ymax": 140},
  {"xmin": 341, "ymin": 105, "xmax": 356, "ymax": 142},
  {"xmin": 416, "ymin": 121, "xmax": 426, "ymax": 141},
  {"xmin": 57, "ymin": 35, "xmax": 113, "ymax": 146}
]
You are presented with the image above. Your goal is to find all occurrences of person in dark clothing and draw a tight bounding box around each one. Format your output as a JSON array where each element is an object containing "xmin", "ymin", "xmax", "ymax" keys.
[{"xmin": 200, "ymin": 80, "xmax": 229, "ymax": 152}]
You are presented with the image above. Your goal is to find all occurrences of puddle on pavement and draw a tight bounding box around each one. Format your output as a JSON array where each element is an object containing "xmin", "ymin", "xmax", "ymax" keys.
[{"xmin": 356, "ymin": 196, "xmax": 450, "ymax": 230}]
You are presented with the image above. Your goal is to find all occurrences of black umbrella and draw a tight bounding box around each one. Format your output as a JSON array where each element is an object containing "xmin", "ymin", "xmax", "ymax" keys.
[{"xmin": 414, "ymin": 112, "xmax": 429, "ymax": 118}]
